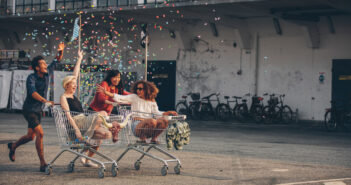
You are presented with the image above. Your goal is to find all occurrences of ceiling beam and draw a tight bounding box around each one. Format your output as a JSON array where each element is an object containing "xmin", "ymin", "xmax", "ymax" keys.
[
  {"xmin": 181, "ymin": 9, "xmax": 252, "ymax": 49},
  {"xmin": 323, "ymin": 0, "xmax": 351, "ymax": 13}
]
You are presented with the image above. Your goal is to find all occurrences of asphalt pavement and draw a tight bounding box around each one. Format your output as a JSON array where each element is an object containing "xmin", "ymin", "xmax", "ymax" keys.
[{"xmin": 1, "ymin": 112, "xmax": 351, "ymax": 185}]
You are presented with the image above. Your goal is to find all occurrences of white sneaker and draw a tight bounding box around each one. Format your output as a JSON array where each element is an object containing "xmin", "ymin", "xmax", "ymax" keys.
[{"xmin": 84, "ymin": 160, "xmax": 99, "ymax": 168}]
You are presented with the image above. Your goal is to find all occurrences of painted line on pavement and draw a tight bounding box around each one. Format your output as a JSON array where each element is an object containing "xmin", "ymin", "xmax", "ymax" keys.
[
  {"xmin": 324, "ymin": 181, "xmax": 347, "ymax": 185},
  {"xmin": 276, "ymin": 177, "xmax": 351, "ymax": 185}
]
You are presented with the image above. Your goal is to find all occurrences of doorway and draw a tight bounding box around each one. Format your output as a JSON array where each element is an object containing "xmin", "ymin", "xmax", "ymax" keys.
[
  {"xmin": 147, "ymin": 60, "xmax": 176, "ymax": 111},
  {"xmin": 332, "ymin": 59, "xmax": 351, "ymax": 108}
]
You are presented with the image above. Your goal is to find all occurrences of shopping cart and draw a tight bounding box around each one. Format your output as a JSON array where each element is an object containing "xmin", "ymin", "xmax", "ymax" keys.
[
  {"xmin": 116, "ymin": 111, "xmax": 187, "ymax": 176},
  {"xmin": 45, "ymin": 105, "xmax": 125, "ymax": 178}
]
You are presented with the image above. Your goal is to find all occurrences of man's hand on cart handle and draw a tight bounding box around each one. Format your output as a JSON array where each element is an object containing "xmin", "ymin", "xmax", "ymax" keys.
[
  {"xmin": 45, "ymin": 101, "xmax": 54, "ymax": 107},
  {"xmin": 112, "ymin": 102, "xmax": 119, "ymax": 107}
]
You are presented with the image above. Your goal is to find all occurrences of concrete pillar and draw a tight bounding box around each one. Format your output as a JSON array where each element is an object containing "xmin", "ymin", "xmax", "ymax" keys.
[
  {"xmin": 8, "ymin": 0, "xmax": 15, "ymax": 15},
  {"xmin": 48, "ymin": 0, "xmax": 55, "ymax": 12}
]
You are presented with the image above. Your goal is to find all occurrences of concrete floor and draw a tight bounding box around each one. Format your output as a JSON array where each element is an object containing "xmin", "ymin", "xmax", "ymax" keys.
[{"xmin": 1, "ymin": 112, "xmax": 351, "ymax": 185}]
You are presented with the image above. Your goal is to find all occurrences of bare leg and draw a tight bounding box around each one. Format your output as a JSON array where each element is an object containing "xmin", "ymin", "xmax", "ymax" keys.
[
  {"xmin": 135, "ymin": 119, "xmax": 157, "ymax": 141},
  {"xmin": 92, "ymin": 126, "xmax": 112, "ymax": 139},
  {"xmin": 152, "ymin": 118, "xmax": 169, "ymax": 142},
  {"xmin": 33, "ymin": 125, "xmax": 46, "ymax": 168},
  {"xmin": 9, "ymin": 128, "xmax": 35, "ymax": 161},
  {"xmin": 86, "ymin": 113, "xmax": 111, "ymax": 161}
]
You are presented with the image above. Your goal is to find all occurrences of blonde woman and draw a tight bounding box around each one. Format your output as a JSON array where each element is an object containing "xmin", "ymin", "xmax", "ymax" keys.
[{"xmin": 60, "ymin": 50, "xmax": 116, "ymax": 167}]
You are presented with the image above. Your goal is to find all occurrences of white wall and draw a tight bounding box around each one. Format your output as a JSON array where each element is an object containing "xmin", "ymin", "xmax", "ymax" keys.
[
  {"xmin": 1, "ymin": 15, "xmax": 351, "ymax": 120},
  {"xmin": 249, "ymin": 16, "xmax": 351, "ymax": 120}
]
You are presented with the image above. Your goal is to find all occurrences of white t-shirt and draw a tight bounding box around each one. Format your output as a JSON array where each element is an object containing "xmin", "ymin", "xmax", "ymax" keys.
[{"xmin": 113, "ymin": 94, "xmax": 163, "ymax": 118}]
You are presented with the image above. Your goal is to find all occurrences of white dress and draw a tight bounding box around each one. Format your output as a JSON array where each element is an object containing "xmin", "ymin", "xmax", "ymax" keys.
[{"xmin": 113, "ymin": 94, "xmax": 163, "ymax": 118}]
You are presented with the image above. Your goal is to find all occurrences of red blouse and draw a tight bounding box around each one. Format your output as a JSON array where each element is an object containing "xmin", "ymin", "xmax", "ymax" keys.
[{"xmin": 89, "ymin": 81, "xmax": 131, "ymax": 115}]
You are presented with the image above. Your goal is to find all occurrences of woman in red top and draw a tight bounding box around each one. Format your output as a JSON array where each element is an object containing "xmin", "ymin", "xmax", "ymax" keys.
[{"xmin": 89, "ymin": 70, "xmax": 131, "ymax": 114}]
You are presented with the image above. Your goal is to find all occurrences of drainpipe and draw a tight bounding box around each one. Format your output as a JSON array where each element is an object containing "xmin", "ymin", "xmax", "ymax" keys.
[
  {"xmin": 11, "ymin": 0, "xmax": 15, "ymax": 15},
  {"xmin": 254, "ymin": 33, "xmax": 259, "ymax": 96},
  {"xmin": 48, "ymin": 0, "xmax": 55, "ymax": 12}
]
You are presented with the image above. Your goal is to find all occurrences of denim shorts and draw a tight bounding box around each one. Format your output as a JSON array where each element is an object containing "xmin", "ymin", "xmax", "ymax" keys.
[
  {"xmin": 131, "ymin": 120, "xmax": 141, "ymax": 136},
  {"xmin": 23, "ymin": 110, "xmax": 42, "ymax": 129}
]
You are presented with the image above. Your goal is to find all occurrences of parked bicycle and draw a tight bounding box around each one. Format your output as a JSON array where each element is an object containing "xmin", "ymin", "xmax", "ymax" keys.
[
  {"xmin": 217, "ymin": 95, "xmax": 239, "ymax": 121},
  {"xmin": 215, "ymin": 95, "xmax": 234, "ymax": 121},
  {"xmin": 262, "ymin": 93, "xmax": 280, "ymax": 123},
  {"xmin": 175, "ymin": 92, "xmax": 193, "ymax": 117},
  {"xmin": 235, "ymin": 93, "xmax": 264, "ymax": 123},
  {"xmin": 324, "ymin": 100, "xmax": 351, "ymax": 131},
  {"xmin": 277, "ymin": 94, "xmax": 293, "ymax": 124},
  {"xmin": 188, "ymin": 93, "xmax": 202, "ymax": 120},
  {"xmin": 197, "ymin": 92, "xmax": 222, "ymax": 120}
]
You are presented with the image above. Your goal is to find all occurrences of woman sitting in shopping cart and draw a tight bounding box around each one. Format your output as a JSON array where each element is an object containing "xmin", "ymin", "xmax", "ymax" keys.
[
  {"xmin": 88, "ymin": 69, "xmax": 131, "ymax": 114},
  {"xmin": 97, "ymin": 80, "xmax": 177, "ymax": 144},
  {"xmin": 60, "ymin": 50, "xmax": 118, "ymax": 168}
]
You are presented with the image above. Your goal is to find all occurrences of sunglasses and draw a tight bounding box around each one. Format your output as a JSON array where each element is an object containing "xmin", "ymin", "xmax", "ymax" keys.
[{"xmin": 136, "ymin": 88, "xmax": 144, "ymax": 91}]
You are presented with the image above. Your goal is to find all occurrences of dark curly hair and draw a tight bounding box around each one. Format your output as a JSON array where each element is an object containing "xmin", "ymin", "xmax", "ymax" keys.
[
  {"xmin": 130, "ymin": 80, "xmax": 159, "ymax": 101},
  {"xmin": 104, "ymin": 70, "xmax": 124, "ymax": 95},
  {"xmin": 31, "ymin": 55, "xmax": 44, "ymax": 72}
]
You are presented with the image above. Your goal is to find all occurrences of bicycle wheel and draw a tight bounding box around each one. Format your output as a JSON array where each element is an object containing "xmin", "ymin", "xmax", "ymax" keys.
[
  {"xmin": 236, "ymin": 104, "xmax": 249, "ymax": 123},
  {"xmin": 280, "ymin": 106, "xmax": 293, "ymax": 124},
  {"xmin": 324, "ymin": 110, "xmax": 338, "ymax": 131},
  {"xmin": 251, "ymin": 105, "xmax": 263, "ymax": 123},
  {"xmin": 189, "ymin": 103, "xmax": 201, "ymax": 120},
  {"xmin": 200, "ymin": 103, "xmax": 214, "ymax": 120},
  {"xmin": 175, "ymin": 102, "xmax": 189, "ymax": 117},
  {"xmin": 232, "ymin": 105, "xmax": 239, "ymax": 120},
  {"xmin": 216, "ymin": 104, "xmax": 231, "ymax": 121},
  {"xmin": 263, "ymin": 105, "xmax": 280, "ymax": 124}
]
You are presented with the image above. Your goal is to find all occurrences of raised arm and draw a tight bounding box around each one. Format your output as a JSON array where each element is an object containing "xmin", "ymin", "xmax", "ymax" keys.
[
  {"xmin": 122, "ymin": 89, "xmax": 132, "ymax": 95},
  {"xmin": 48, "ymin": 42, "xmax": 65, "ymax": 73},
  {"xmin": 73, "ymin": 50, "xmax": 83, "ymax": 79},
  {"xmin": 97, "ymin": 84, "xmax": 114, "ymax": 98},
  {"xmin": 97, "ymin": 84, "xmax": 135, "ymax": 104}
]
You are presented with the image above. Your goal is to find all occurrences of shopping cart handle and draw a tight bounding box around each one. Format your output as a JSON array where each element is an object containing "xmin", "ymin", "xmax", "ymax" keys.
[
  {"xmin": 164, "ymin": 115, "xmax": 187, "ymax": 121},
  {"xmin": 99, "ymin": 112, "xmax": 134, "ymax": 129}
]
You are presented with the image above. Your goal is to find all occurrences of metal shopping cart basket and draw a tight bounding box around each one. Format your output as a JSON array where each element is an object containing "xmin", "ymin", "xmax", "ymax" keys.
[
  {"xmin": 45, "ymin": 105, "xmax": 124, "ymax": 178},
  {"xmin": 116, "ymin": 111, "xmax": 187, "ymax": 176}
]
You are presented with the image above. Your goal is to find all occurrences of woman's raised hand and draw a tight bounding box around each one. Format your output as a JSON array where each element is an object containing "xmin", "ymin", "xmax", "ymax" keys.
[{"xmin": 78, "ymin": 50, "xmax": 83, "ymax": 61}]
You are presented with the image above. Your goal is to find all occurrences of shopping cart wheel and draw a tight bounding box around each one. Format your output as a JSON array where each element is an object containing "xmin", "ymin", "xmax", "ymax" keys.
[
  {"xmin": 174, "ymin": 164, "xmax": 181, "ymax": 175},
  {"xmin": 134, "ymin": 161, "xmax": 141, "ymax": 170},
  {"xmin": 67, "ymin": 162, "xmax": 74, "ymax": 173},
  {"xmin": 111, "ymin": 164, "xmax": 118, "ymax": 177},
  {"xmin": 161, "ymin": 165, "xmax": 168, "ymax": 176},
  {"xmin": 98, "ymin": 167, "xmax": 105, "ymax": 178},
  {"xmin": 45, "ymin": 165, "xmax": 52, "ymax": 175}
]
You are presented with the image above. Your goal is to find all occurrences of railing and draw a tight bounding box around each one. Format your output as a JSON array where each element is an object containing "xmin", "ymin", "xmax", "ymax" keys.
[
  {"xmin": 14, "ymin": 0, "xmax": 48, "ymax": 14},
  {"xmin": 2, "ymin": 0, "xmax": 207, "ymax": 15},
  {"xmin": 0, "ymin": 50, "xmax": 19, "ymax": 59}
]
